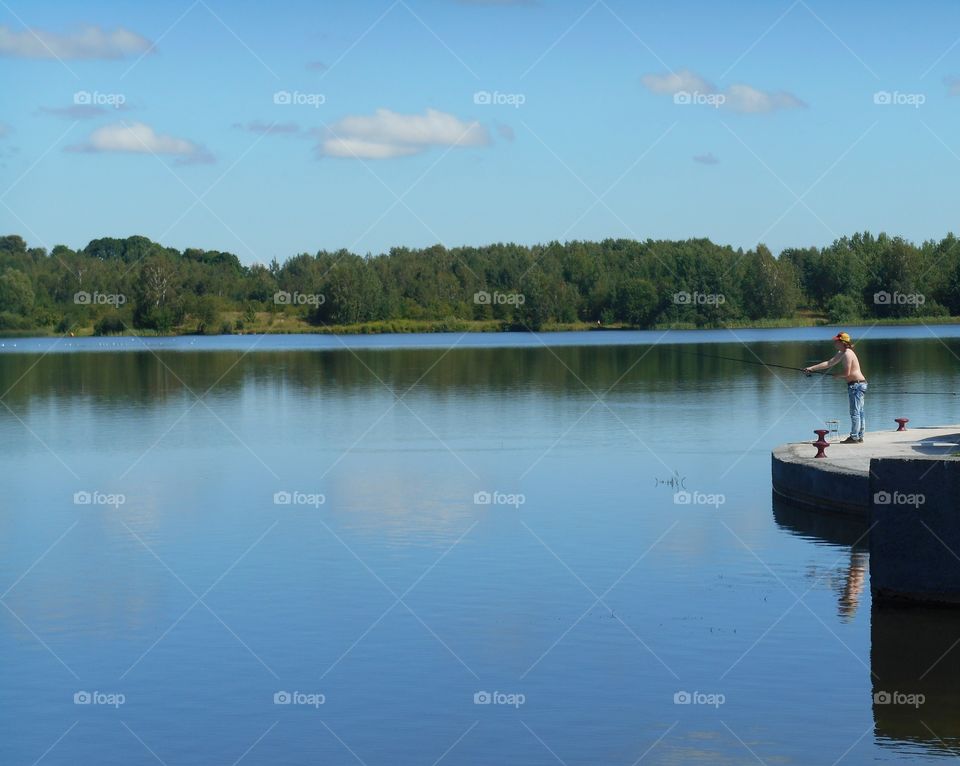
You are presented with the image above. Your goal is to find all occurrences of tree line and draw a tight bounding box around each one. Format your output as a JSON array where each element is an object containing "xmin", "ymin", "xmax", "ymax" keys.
[{"xmin": 0, "ymin": 231, "xmax": 958, "ymax": 334}]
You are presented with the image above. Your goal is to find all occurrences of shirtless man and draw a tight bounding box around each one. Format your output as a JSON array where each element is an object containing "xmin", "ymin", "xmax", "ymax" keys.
[{"xmin": 803, "ymin": 332, "xmax": 868, "ymax": 444}]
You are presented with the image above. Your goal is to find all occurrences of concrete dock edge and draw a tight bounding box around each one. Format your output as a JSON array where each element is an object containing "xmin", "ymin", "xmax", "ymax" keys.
[
  {"xmin": 772, "ymin": 448, "xmax": 868, "ymax": 516},
  {"xmin": 870, "ymin": 457, "xmax": 960, "ymax": 604}
]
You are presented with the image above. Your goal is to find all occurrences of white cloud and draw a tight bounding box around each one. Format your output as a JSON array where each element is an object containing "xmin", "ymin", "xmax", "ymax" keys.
[
  {"xmin": 641, "ymin": 68, "xmax": 805, "ymax": 114},
  {"xmin": 693, "ymin": 152, "xmax": 719, "ymax": 165},
  {"xmin": 68, "ymin": 122, "xmax": 213, "ymax": 164},
  {"xmin": 322, "ymin": 138, "xmax": 421, "ymax": 159},
  {"xmin": 641, "ymin": 69, "xmax": 714, "ymax": 95},
  {"xmin": 317, "ymin": 108, "xmax": 490, "ymax": 159},
  {"xmin": 81, "ymin": 122, "xmax": 194, "ymax": 153},
  {"xmin": 0, "ymin": 24, "xmax": 152, "ymax": 60},
  {"xmin": 724, "ymin": 84, "xmax": 805, "ymax": 114}
]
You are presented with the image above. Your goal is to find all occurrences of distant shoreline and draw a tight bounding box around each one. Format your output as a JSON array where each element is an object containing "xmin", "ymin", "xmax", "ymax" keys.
[{"xmin": 4, "ymin": 314, "xmax": 960, "ymax": 339}]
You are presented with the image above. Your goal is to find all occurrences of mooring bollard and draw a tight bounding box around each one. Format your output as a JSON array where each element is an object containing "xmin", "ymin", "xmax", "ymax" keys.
[
  {"xmin": 813, "ymin": 429, "xmax": 830, "ymax": 458},
  {"xmin": 895, "ymin": 418, "xmax": 909, "ymax": 432}
]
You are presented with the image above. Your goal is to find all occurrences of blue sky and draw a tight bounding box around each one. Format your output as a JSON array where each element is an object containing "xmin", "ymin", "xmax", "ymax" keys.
[{"xmin": 2, "ymin": 0, "xmax": 960, "ymax": 265}]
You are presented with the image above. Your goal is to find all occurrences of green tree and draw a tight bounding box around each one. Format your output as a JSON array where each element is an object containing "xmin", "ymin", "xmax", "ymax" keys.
[
  {"xmin": 615, "ymin": 277, "xmax": 659, "ymax": 326},
  {"xmin": 133, "ymin": 255, "xmax": 183, "ymax": 331},
  {"xmin": 826, "ymin": 294, "xmax": 862, "ymax": 323},
  {"xmin": 189, "ymin": 295, "xmax": 220, "ymax": 334},
  {"xmin": 514, "ymin": 271, "xmax": 551, "ymax": 330},
  {"xmin": 0, "ymin": 268, "xmax": 35, "ymax": 315},
  {"xmin": 865, "ymin": 236, "xmax": 924, "ymax": 318},
  {"xmin": 311, "ymin": 257, "xmax": 387, "ymax": 325},
  {"xmin": 739, "ymin": 245, "xmax": 798, "ymax": 320}
]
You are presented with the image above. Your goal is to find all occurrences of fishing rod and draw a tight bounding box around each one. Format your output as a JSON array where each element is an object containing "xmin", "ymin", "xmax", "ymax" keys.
[
  {"xmin": 674, "ymin": 349, "xmax": 834, "ymax": 375},
  {"xmin": 674, "ymin": 348, "xmax": 959, "ymax": 395}
]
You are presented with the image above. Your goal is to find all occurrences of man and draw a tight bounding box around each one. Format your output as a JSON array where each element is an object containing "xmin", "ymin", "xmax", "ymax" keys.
[{"xmin": 803, "ymin": 332, "xmax": 868, "ymax": 444}]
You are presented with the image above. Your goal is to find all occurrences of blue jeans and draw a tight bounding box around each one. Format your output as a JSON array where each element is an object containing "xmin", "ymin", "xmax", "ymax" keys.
[{"xmin": 848, "ymin": 382, "xmax": 867, "ymax": 439}]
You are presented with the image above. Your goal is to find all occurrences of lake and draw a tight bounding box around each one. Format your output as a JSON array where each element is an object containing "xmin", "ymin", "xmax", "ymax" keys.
[{"xmin": 2, "ymin": 325, "xmax": 960, "ymax": 764}]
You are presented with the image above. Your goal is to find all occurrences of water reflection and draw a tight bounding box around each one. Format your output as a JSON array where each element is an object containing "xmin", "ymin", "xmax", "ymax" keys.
[
  {"xmin": 774, "ymin": 496, "xmax": 960, "ymax": 756},
  {"xmin": 2, "ymin": 336, "xmax": 959, "ymax": 408},
  {"xmin": 2, "ymin": 332, "xmax": 959, "ymax": 764},
  {"xmin": 838, "ymin": 551, "xmax": 868, "ymax": 621},
  {"xmin": 772, "ymin": 497, "xmax": 870, "ymax": 549},
  {"xmin": 872, "ymin": 604, "xmax": 960, "ymax": 754},
  {"xmin": 773, "ymin": 496, "xmax": 869, "ymax": 622}
]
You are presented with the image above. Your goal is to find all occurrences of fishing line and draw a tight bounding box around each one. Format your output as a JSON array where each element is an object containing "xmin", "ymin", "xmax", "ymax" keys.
[{"xmin": 672, "ymin": 348, "xmax": 959, "ymax": 396}]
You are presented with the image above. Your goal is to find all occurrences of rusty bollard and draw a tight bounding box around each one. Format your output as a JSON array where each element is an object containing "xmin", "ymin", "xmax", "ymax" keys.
[
  {"xmin": 895, "ymin": 418, "xmax": 909, "ymax": 432},
  {"xmin": 813, "ymin": 429, "xmax": 831, "ymax": 458}
]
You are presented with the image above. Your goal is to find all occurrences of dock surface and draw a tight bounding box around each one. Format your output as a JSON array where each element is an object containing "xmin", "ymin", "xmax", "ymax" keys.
[{"xmin": 772, "ymin": 426, "xmax": 960, "ymax": 515}]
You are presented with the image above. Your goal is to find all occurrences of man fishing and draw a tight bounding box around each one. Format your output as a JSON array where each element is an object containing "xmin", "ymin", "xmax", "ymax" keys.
[{"xmin": 803, "ymin": 332, "xmax": 868, "ymax": 444}]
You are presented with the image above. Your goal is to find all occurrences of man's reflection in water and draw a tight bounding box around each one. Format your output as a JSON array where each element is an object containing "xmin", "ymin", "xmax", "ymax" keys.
[
  {"xmin": 838, "ymin": 550, "xmax": 867, "ymax": 621},
  {"xmin": 772, "ymin": 497, "xmax": 869, "ymax": 622}
]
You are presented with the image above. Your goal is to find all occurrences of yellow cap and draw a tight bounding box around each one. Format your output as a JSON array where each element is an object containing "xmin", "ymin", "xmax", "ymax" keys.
[{"xmin": 834, "ymin": 331, "xmax": 852, "ymax": 344}]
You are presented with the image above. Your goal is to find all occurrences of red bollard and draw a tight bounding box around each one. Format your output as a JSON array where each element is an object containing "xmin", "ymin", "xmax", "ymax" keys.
[
  {"xmin": 895, "ymin": 418, "xmax": 909, "ymax": 432},
  {"xmin": 813, "ymin": 429, "xmax": 830, "ymax": 458}
]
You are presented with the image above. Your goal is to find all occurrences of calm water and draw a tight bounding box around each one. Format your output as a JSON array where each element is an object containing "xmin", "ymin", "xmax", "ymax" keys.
[{"xmin": 2, "ymin": 326, "xmax": 959, "ymax": 765}]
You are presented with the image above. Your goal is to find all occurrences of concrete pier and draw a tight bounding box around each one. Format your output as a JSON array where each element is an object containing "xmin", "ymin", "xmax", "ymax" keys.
[
  {"xmin": 772, "ymin": 426, "xmax": 960, "ymax": 516},
  {"xmin": 772, "ymin": 426, "xmax": 960, "ymax": 604},
  {"xmin": 871, "ymin": 457, "xmax": 960, "ymax": 603}
]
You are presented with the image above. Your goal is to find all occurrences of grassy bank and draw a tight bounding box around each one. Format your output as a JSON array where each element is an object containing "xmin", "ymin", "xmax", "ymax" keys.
[{"xmin": 7, "ymin": 312, "xmax": 960, "ymax": 339}]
